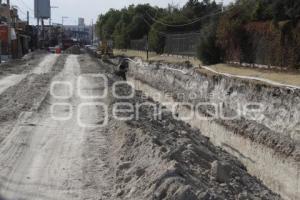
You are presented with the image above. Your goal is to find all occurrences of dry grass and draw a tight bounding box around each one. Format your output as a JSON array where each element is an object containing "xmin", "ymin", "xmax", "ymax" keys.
[
  {"xmin": 113, "ymin": 49, "xmax": 157, "ymax": 60},
  {"xmin": 209, "ymin": 64, "xmax": 300, "ymax": 87},
  {"xmin": 114, "ymin": 49, "xmax": 300, "ymax": 87},
  {"xmin": 114, "ymin": 49, "xmax": 202, "ymax": 65}
]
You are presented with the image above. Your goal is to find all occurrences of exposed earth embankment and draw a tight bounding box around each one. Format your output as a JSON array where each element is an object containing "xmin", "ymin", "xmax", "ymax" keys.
[{"xmin": 126, "ymin": 58, "xmax": 300, "ymax": 200}]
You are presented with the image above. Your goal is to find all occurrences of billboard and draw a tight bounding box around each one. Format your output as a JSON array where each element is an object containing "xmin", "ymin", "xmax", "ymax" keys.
[{"xmin": 34, "ymin": 0, "xmax": 51, "ymax": 19}]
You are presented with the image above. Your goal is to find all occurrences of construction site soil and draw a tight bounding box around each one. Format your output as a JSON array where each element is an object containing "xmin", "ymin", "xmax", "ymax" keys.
[
  {"xmin": 87, "ymin": 55, "xmax": 282, "ymax": 200},
  {"xmin": 0, "ymin": 51, "xmax": 283, "ymax": 199}
]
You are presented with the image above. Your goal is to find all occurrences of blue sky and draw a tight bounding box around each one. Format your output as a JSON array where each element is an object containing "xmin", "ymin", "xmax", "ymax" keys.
[{"xmin": 11, "ymin": 0, "xmax": 234, "ymax": 25}]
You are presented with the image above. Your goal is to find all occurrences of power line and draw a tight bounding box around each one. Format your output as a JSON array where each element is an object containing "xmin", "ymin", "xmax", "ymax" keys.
[
  {"xmin": 13, "ymin": 5, "xmax": 35, "ymax": 19},
  {"xmin": 11, "ymin": 0, "xmax": 35, "ymax": 21},
  {"xmin": 142, "ymin": 17, "xmax": 167, "ymax": 36},
  {"xmin": 138, "ymin": 4, "xmax": 239, "ymax": 37},
  {"xmin": 14, "ymin": 0, "xmax": 34, "ymax": 12},
  {"xmin": 143, "ymin": 17, "xmax": 202, "ymax": 37},
  {"xmin": 144, "ymin": 0, "xmax": 249, "ymax": 28},
  {"xmin": 145, "ymin": 8, "xmax": 228, "ymax": 27}
]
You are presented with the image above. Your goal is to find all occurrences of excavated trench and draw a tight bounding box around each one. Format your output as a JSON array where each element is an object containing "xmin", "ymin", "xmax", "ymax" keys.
[
  {"xmin": 114, "ymin": 58, "xmax": 300, "ymax": 200},
  {"xmin": 93, "ymin": 57, "xmax": 279, "ymax": 200}
]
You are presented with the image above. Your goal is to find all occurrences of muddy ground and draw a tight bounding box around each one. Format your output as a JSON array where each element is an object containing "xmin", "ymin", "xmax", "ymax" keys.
[{"xmin": 0, "ymin": 51, "xmax": 282, "ymax": 199}]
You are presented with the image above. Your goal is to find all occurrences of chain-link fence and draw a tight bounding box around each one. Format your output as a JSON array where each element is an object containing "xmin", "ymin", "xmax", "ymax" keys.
[
  {"xmin": 130, "ymin": 36, "xmax": 147, "ymax": 51},
  {"xmin": 129, "ymin": 32, "xmax": 201, "ymax": 56},
  {"xmin": 164, "ymin": 32, "xmax": 201, "ymax": 56}
]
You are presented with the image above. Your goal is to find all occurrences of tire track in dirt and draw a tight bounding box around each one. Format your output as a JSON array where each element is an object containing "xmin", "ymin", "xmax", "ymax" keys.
[
  {"xmin": 0, "ymin": 54, "xmax": 112, "ymax": 200},
  {"xmin": 0, "ymin": 54, "xmax": 59, "ymax": 96},
  {"xmin": 0, "ymin": 74, "xmax": 27, "ymax": 94},
  {"xmin": 0, "ymin": 54, "xmax": 67, "ymax": 143}
]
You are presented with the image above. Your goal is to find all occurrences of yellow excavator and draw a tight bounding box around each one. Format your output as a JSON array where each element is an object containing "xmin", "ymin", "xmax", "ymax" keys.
[{"xmin": 97, "ymin": 40, "xmax": 113, "ymax": 59}]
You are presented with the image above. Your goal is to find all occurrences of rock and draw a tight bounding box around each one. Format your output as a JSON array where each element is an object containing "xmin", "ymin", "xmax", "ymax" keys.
[
  {"xmin": 220, "ymin": 183, "xmax": 227, "ymax": 187},
  {"xmin": 180, "ymin": 130, "xmax": 188, "ymax": 135},
  {"xmin": 187, "ymin": 144, "xmax": 193, "ymax": 149},
  {"xmin": 173, "ymin": 186, "xmax": 198, "ymax": 200},
  {"xmin": 116, "ymin": 162, "xmax": 132, "ymax": 176},
  {"xmin": 198, "ymin": 190, "xmax": 223, "ymax": 200},
  {"xmin": 167, "ymin": 123, "xmax": 176, "ymax": 131},
  {"xmin": 211, "ymin": 160, "xmax": 232, "ymax": 183},
  {"xmin": 116, "ymin": 189, "xmax": 124, "ymax": 197},
  {"xmin": 124, "ymin": 176, "xmax": 132, "ymax": 183},
  {"xmin": 118, "ymin": 162, "xmax": 131, "ymax": 170},
  {"xmin": 198, "ymin": 191, "xmax": 211, "ymax": 199},
  {"xmin": 135, "ymin": 167, "xmax": 146, "ymax": 177}
]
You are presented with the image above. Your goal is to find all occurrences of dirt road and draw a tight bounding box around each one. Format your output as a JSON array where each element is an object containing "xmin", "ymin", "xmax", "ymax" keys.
[
  {"xmin": 0, "ymin": 54, "xmax": 111, "ymax": 199},
  {"xmin": 0, "ymin": 74, "xmax": 26, "ymax": 95},
  {"xmin": 0, "ymin": 54, "xmax": 58, "ymax": 95},
  {"xmin": 0, "ymin": 52, "xmax": 281, "ymax": 200}
]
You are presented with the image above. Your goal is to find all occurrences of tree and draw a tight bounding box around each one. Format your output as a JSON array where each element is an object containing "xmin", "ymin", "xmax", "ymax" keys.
[
  {"xmin": 96, "ymin": 9, "xmax": 121, "ymax": 40},
  {"xmin": 251, "ymin": 0, "xmax": 273, "ymax": 21},
  {"xmin": 148, "ymin": 13, "xmax": 189, "ymax": 53},
  {"xmin": 272, "ymin": 0, "xmax": 300, "ymax": 22},
  {"xmin": 197, "ymin": 22, "xmax": 222, "ymax": 64}
]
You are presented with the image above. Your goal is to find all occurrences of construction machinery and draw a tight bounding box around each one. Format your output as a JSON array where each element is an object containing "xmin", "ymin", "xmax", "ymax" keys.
[{"xmin": 97, "ymin": 40, "xmax": 113, "ymax": 59}]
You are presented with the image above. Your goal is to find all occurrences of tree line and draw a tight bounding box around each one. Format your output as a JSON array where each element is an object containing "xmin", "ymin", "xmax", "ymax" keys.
[{"xmin": 96, "ymin": 0, "xmax": 300, "ymax": 67}]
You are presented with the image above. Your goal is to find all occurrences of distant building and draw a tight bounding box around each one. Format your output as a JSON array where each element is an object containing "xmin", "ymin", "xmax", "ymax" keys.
[
  {"xmin": 0, "ymin": 0, "xmax": 33, "ymax": 60},
  {"xmin": 63, "ymin": 25, "xmax": 92, "ymax": 45},
  {"xmin": 78, "ymin": 18, "xmax": 84, "ymax": 27},
  {"xmin": 63, "ymin": 18, "xmax": 93, "ymax": 45}
]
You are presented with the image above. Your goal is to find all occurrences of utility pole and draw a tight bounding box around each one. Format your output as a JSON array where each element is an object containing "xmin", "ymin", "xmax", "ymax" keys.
[
  {"xmin": 146, "ymin": 33, "xmax": 149, "ymax": 61},
  {"xmin": 221, "ymin": 0, "xmax": 224, "ymax": 12},
  {"xmin": 61, "ymin": 16, "xmax": 68, "ymax": 47},
  {"xmin": 7, "ymin": 0, "xmax": 12, "ymax": 58},
  {"xmin": 91, "ymin": 19, "xmax": 94, "ymax": 45},
  {"xmin": 41, "ymin": 18, "xmax": 44, "ymax": 48},
  {"xmin": 37, "ymin": 17, "xmax": 40, "ymax": 48},
  {"xmin": 49, "ymin": 6, "xmax": 58, "ymax": 47},
  {"xmin": 27, "ymin": 11, "xmax": 29, "ymax": 25}
]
